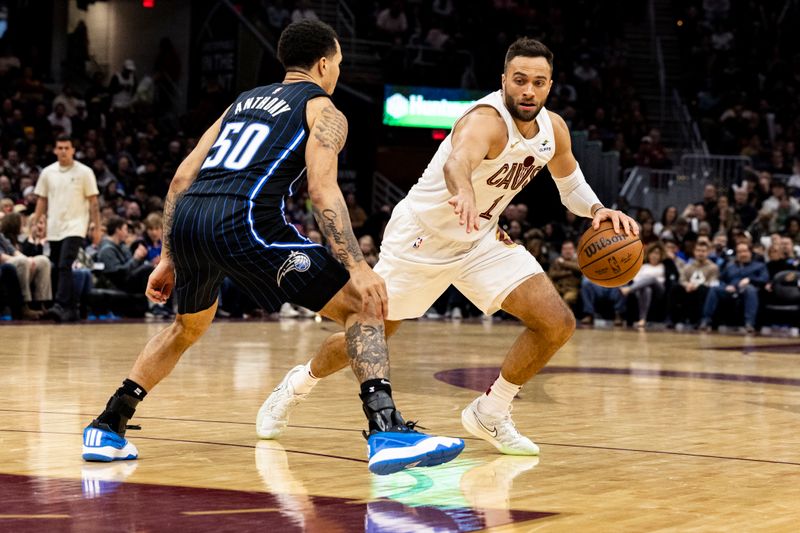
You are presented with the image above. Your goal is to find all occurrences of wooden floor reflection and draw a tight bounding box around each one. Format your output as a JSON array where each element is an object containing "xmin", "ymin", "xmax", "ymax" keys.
[{"xmin": 1, "ymin": 319, "xmax": 799, "ymax": 531}]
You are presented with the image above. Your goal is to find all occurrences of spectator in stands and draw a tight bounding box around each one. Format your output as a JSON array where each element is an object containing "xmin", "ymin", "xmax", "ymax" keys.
[
  {"xmin": 702, "ymin": 184, "xmax": 718, "ymax": 217},
  {"xmin": 19, "ymin": 214, "xmax": 46, "ymax": 257},
  {"xmin": 52, "ymin": 83, "xmax": 85, "ymax": 118},
  {"xmin": 109, "ymin": 59, "xmax": 137, "ymax": 111},
  {"xmin": 780, "ymin": 236, "xmax": 799, "ymax": 268},
  {"xmin": 266, "ymin": 0, "xmax": 291, "ymax": 31},
  {"xmin": 765, "ymin": 242, "xmax": 792, "ymax": 279},
  {"xmin": 0, "ymin": 213, "xmax": 49, "ymax": 319},
  {"xmin": 620, "ymin": 242, "xmax": 672, "ymax": 328},
  {"xmin": 0, "ymin": 175, "xmax": 13, "ymax": 201},
  {"xmin": 711, "ymin": 195, "xmax": 743, "ymax": 233},
  {"xmin": 547, "ymin": 240, "xmax": 581, "ymax": 310},
  {"xmin": 141, "ymin": 212, "xmax": 163, "ymax": 264},
  {"xmin": 787, "ymin": 216, "xmax": 800, "ymax": 246},
  {"xmin": 669, "ymin": 240, "xmax": 719, "ymax": 327},
  {"xmin": 346, "ymin": 191, "xmax": 367, "ymax": 236},
  {"xmin": 359, "ymin": 235, "xmax": 379, "ymax": 268},
  {"xmin": 524, "ymin": 228, "xmax": 550, "ymax": 272},
  {"xmin": 732, "ymin": 184, "xmax": 757, "ymax": 229},
  {"xmin": 635, "ymin": 134, "xmax": 670, "ymax": 169},
  {"xmin": 290, "ymin": 0, "xmax": 319, "ymax": 23},
  {"xmin": 48, "ymin": 102, "xmax": 72, "ymax": 136},
  {"xmin": 580, "ymin": 278, "xmax": 626, "ymax": 327},
  {"xmin": 655, "ymin": 205, "xmax": 678, "ymax": 237},
  {"xmin": 761, "ymin": 180, "xmax": 799, "ymax": 226},
  {"xmin": 376, "ymin": 0, "xmax": 408, "ymax": 43},
  {"xmin": 96, "ymin": 215, "xmax": 152, "ymax": 296},
  {"xmin": 700, "ymin": 242, "xmax": 768, "ymax": 333},
  {"xmin": 682, "ymin": 203, "xmax": 707, "ymax": 234}
]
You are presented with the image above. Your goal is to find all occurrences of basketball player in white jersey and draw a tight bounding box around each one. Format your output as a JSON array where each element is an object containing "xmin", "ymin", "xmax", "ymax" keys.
[{"xmin": 258, "ymin": 38, "xmax": 638, "ymax": 455}]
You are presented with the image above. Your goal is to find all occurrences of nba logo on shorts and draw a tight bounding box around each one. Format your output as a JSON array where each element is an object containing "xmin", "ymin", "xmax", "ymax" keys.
[
  {"xmin": 413, "ymin": 237, "xmax": 423, "ymax": 249},
  {"xmin": 276, "ymin": 251, "xmax": 312, "ymax": 287}
]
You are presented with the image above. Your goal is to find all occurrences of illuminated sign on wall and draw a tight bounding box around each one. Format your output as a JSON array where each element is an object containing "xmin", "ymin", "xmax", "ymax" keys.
[{"xmin": 383, "ymin": 85, "xmax": 483, "ymax": 129}]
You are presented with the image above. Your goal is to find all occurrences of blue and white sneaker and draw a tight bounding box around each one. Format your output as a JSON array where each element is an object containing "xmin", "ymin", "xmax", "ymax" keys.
[
  {"xmin": 82, "ymin": 424, "xmax": 138, "ymax": 462},
  {"xmin": 367, "ymin": 425, "xmax": 465, "ymax": 475}
]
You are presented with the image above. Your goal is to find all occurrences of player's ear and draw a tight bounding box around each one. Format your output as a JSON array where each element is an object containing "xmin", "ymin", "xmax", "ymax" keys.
[{"xmin": 315, "ymin": 56, "xmax": 327, "ymax": 77}]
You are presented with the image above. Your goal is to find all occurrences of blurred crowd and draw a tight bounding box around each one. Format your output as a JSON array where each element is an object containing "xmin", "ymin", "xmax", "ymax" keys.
[
  {"xmin": 1, "ymin": 2, "xmax": 798, "ymax": 334},
  {"xmin": 260, "ymin": 0, "xmax": 653, "ymax": 171},
  {"xmin": 678, "ymin": 0, "xmax": 800, "ymax": 183}
]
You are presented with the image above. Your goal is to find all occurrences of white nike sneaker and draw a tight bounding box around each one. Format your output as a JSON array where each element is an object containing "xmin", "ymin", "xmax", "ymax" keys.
[
  {"xmin": 461, "ymin": 396, "xmax": 540, "ymax": 455},
  {"xmin": 256, "ymin": 365, "xmax": 308, "ymax": 439}
]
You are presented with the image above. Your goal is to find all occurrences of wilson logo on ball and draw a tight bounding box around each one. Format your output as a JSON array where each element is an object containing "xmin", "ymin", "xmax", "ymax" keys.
[{"xmin": 582, "ymin": 234, "xmax": 628, "ymax": 258}]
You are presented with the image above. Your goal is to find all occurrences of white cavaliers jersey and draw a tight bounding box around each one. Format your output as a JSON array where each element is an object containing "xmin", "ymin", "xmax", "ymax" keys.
[{"xmin": 404, "ymin": 90, "xmax": 556, "ymax": 242}]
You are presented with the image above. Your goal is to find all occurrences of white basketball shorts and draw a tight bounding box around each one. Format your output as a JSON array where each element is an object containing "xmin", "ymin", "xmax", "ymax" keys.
[{"xmin": 374, "ymin": 201, "xmax": 544, "ymax": 320}]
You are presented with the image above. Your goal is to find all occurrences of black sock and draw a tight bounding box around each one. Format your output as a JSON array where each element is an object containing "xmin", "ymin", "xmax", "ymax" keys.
[
  {"xmin": 360, "ymin": 379, "xmax": 404, "ymax": 433},
  {"xmin": 95, "ymin": 379, "xmax": 147, "ymax": 435},
  {"xmin": 360, "ymin": 378, "xmax": 392, "ymax": 398},
  {"xmin": 120, "ymin": 379, "xmax": 147, "ymax": 400}
]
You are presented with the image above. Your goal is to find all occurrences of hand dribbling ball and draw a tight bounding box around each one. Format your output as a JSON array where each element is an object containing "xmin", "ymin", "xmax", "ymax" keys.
[{"xmin": 577, "ymin": 220, "xmax": 643, "ymax": 287}]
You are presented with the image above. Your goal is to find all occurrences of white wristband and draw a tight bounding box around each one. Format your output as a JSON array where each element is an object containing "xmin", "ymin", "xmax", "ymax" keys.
[{"xmin": 553, "ymin": 163, "xmax": 601, "ymax": 218}]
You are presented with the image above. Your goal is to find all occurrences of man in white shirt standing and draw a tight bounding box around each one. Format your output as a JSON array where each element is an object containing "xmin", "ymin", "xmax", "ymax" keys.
[{"xmin": 33, "ymin": 134, "xmax": 101, "ymax": 322}]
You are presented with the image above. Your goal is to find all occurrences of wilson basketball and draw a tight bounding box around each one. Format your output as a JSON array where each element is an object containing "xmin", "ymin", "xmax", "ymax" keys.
[{"xmin": 577, "ymin": 220, "xmax": 643, "ymax": 287}]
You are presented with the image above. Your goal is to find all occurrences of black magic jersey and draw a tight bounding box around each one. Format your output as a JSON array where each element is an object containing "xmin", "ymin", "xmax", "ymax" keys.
[
  {"xmin": 169, "ymin": 81, "xmax": 349, "ymax": 315},
  {"xmin": 186, "ymin": 81, "xmax": 329, "ymax": 244}
]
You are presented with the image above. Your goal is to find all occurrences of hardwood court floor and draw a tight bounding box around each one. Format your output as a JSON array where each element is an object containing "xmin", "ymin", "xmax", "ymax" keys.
[{"xmin": 1, "ymin": 319, "xmax": 799, "ymax": 532}]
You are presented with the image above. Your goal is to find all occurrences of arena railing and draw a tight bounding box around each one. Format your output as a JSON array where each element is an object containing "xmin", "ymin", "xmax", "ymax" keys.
[
  {"xmin": 621, "ymin": 154, "xmax": 753, "ymax": 214},
  {"xmin": 372, "ymin": 172, "xmax": 407, "ymax": 212}
]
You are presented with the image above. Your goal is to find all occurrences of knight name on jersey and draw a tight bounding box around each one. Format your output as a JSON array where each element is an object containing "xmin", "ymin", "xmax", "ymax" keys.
[
  {"xmin": 485, "ymin": 159, "xmax": 543, "ymax": 191},
  {"xmin": 233, "ymin": 96, "xmax": 291, "ymax": 117}
]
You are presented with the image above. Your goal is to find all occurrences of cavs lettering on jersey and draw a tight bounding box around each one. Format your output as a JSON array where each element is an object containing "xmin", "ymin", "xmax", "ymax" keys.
[{"xmin": 404, "ymin": 90, "xmax": 556, "ymax": 242}]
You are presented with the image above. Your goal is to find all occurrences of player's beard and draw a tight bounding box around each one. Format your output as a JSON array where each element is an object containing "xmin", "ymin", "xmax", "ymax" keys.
[{"xmin": 504, "ymin": 90, "xmax": 541, "ymax": 122}]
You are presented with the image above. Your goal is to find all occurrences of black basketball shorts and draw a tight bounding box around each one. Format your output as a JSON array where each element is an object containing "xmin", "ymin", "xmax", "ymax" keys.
[{"xmin": 170, "ymin": 196, "xmax": 349, "ymax": 315}]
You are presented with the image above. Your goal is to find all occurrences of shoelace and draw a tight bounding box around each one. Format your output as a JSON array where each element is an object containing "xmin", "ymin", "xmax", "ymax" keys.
[
  {"xmin": 270, "ymin": 392, "xmax": 305, "ymax": 413},
  {"xmin": 361, "ymin": 420, "xmax": 427, "ymax": 440}
]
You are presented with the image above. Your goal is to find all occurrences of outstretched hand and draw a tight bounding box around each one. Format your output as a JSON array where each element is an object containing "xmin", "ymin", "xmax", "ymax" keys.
[
  {"xmin": 592, "ymin": 208, "xmax": 639, "ymax": 236},
  {"xmin": 448, "ymin": 189, "xmax": 480, "ymax": 234}
]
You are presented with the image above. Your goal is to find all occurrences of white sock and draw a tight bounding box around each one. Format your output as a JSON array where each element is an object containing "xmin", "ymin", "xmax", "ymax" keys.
[
  {"xmin": 288, "ymin": 361, "xmax": 320, "ymax": 395},
  {"xmin": 478, "ymin": 373, "xmax": 521, "ymax": 416}
]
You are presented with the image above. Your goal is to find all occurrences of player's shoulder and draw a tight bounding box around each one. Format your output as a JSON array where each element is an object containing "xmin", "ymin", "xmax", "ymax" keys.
[
  {"xmin": 546, "ymin": 110, "xmax": 571, "ymax": 145},
  {"xmin": 546, "ymin": 109, "xmax": 569, "ymax": 133},
  {"xmin": 456, "ymin": 105, "xmax": 505, "ymax": 137},
  {"xmin": 464, "ymin": 104, "xmax": 504, "ymax": 123},
  {"xmin": 306, "ymin": 95, "xmax": 343, "ymax": 126}
]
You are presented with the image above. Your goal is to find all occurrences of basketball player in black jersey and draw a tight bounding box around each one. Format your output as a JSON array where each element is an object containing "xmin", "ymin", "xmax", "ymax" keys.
[{"xmin": 81, "ymin": 20, "xmax": 464, "ymax": 475}]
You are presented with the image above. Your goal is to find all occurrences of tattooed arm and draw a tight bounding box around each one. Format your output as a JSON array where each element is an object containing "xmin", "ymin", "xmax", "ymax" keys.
[
  {"xmin": 305, "ymin": 97, "xmax": 388, "ymax": 318},
  {"xmin": 305, "ymin": 98, "xmax": 362, "ymax": 267},
  {"xmin": 144, "ymin": 108, "xmax": 227, "ymax": 304}
]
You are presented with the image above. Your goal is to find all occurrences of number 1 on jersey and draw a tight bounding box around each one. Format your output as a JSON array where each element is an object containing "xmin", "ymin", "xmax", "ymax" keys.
[{"xmin": 479, "ymin": 195, "xmax": 505, "ymax": 220}]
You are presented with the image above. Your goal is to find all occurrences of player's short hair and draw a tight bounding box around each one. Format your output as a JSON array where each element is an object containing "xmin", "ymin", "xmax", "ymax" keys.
[
  {"xmin": 504, "ymin": 38, "xmax": 554, "ymax": 72},
  {"xmin": 55, "ymin": 133, "xmax": 73, "ymax": 145},
  {"xmin": 277, "ymin": 20, "xmax": 339, "ymax": 71}
]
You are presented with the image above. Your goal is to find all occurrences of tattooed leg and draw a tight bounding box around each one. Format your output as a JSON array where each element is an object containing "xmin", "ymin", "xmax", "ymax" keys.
[
  {"xmin": 345, "ymin": 319, "xmax": 403, "ymax": 432},
  {"xmin": 345, "ymin": 321, "xmax": 389, "ymax": 381}
]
